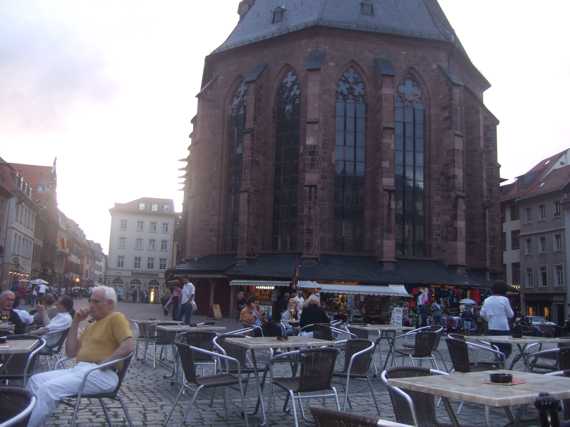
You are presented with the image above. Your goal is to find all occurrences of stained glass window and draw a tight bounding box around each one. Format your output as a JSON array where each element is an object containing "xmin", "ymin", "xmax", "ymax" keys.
[
  {"xmin": 272, "ymin": 71, "xmax": 301, "ymax": 251},
  {"xmin": 224, "ymin": 80, "xmax": 248, "ymax": 252},
  {"xmin": 334, "ymin": 68, "xmax": 366, "ymax": 252},
  {"xmin": 395, "ymin": 78, "xmax": 425, "ymax": 257}
]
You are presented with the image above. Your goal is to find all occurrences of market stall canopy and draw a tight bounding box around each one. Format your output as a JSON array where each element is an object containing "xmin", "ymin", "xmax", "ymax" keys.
[
  {"xmin": 230, "ymin": 280, "xmax": 290, "ymax": 289},
  {"xmin": 298, "ymin": 282, "xmax": 411, "ymax": 298},
  {"xmin": 459, "ymin": 298, "xmax": 477, "ymax": 305},
  {"xmin": 30, "ymin": 279, "xmax": 49, "ymax": 285}
]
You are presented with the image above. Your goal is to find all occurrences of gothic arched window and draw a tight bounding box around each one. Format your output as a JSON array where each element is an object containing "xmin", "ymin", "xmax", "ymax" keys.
[
  {"xmin": 224, "ymin": 80, "xmax": 248, "ymax": 252},
  {"xmin": 334, "ymin": 68, "xmax": 366, "ymax": 252},
  {"xmin": 395, "ymin": 78, "xmax": 426, "ymax": 257},
  {"xmin": 272, "ymin": 71, "xmax": 301, "ymax": 251}
]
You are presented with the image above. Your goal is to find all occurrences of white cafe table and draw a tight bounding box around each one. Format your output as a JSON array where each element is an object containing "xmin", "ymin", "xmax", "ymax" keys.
[
  {"xmin": 0, "ymin": 339, "xmax": 38, "ymax": 355},
  {"xmin": 0, "ymin": 338, "xmax": 39, "ymax": 378},
  {"xmin": 468, "ymin": 335, "xmax": 570, "ymax": 370},
  {"xmin": 225, "ymin": 336, "xmax": 336, "ymax": 426},
  {"xmin": 155, "ymin": 324, "xmax": 227, "ymax": 334},
  {"xmin": 388, "ymin": 369, "xmax": 570, "ymax": 426}
]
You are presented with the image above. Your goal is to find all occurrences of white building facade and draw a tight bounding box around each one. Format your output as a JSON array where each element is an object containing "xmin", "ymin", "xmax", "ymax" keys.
[
  {"xmin": 1, "ymin": 173, "xmax": 37, "ymax": 289},
  {"xmin": 106, "ymin": 198, "xmax": 176, "ymax": 303}
]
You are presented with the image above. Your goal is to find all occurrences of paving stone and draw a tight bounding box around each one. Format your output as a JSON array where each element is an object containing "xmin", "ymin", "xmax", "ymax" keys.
[{"xmin": 34, "ymin": 300, "xmax": 544, "ymax": 426}]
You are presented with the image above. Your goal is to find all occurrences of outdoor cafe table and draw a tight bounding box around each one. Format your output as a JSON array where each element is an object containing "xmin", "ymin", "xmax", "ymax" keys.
[
  {"xmin": 349, "ymin": 324, "xmax": 415, "ymax": 370},
  {"xmin": 0, "ymin": 339, "xmax": 38, "ymax": 355},
  {"xmin": 468, "ymin": 335, "xmax": 570, "ymax": 370},
  {"xmin": 155, "ymin": 324, "xmax": 227, "ymax": 334},
  {"xmin": 224, "ymin": 336, "xmax": 337, "ymax": 426},
  {"xmin": 388, "ymin": 369, "xmax": 570, "ymax": 426},
  {"xmin": 0, "ymin": 338, "xmax": 39, "ymax": 378}
]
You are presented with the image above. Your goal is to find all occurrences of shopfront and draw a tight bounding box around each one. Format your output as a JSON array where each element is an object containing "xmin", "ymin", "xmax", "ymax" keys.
[
  {"xmin": 523, "ymin": 293, "xmax": 566, "ymax": 324},
  {"xmin": 229, "ymin": 280, "xmax": 291, "ymax": 317},
  {"xmin": 297, "ymin": 282, "xmax": 411, "ymax": 322}
]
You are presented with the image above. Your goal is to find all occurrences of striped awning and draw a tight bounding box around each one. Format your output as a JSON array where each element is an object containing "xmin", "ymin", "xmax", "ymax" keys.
[
  {"xmin": 229, "ymin": 280, "xmax": 290, "ymax": 289},
  {"xmin": 298, "ymin": 282, "xmax": 411, "ymax": 298}
]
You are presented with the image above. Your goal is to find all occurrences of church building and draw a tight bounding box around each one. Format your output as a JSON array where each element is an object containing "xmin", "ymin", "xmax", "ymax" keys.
[{"xmin": 176, "ymin": 0, "xmax": 501, "ymax": 316}]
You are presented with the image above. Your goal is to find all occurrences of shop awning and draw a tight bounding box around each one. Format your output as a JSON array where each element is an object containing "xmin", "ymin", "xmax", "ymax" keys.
[
  {"xmin": 298, "ymin": 282, "xmax": 411, "ymax": 297},
  {"xmin": 230, "ymin": 280, "xmax": 291, "ymax": 289}
]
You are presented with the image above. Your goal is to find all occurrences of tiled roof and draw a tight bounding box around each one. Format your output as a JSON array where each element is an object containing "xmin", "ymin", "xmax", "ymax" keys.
[
  {"xmin": 501, "ymin": 149, "xmax": 570, "ymax": 202},
  {"xmin": 110, "ymin": 198, "xmax": 175, "ymax": 216},
  {"xmin": 517, "ymin": 164, "xmax": 570, "ymax": 201},
  {"xmin": 216, "ymin": 0, "xmax": 464, "ymax": 54}
]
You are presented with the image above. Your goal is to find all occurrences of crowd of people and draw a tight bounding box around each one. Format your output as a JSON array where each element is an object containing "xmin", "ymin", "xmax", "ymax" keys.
[
  {"xmin": 235, "ymin": 288, "xmax": 331, "ymax": 337},
  {"xmin": 1, "ymin": 286, "xmax": 134, "ymax": 427}
]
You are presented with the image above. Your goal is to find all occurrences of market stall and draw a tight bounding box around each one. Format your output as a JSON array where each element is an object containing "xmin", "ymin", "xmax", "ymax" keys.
[
  {"xmin": 298, "ymin": 282, "xmax": 411, "ymax": 323},
  {"xmin": 229, "ymin": 280, "xmax": 291, "ymax": 317}
]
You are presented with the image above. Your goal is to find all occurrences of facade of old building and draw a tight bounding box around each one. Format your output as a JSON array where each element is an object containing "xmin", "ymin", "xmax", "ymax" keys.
[
  {"xmin": 502, "ymin": 149, "xmax": 570, "ymax": 323},
  {"xmin": 107, "ymin": 198, "xmax": 176, "ymax": 302},
  {"xmin": 10, "ymin": 163, "xmax": 58, "ymax": 283},
  {"xmin": 178, "ymin": 0, "xmax": 501, "ymax": 315}
]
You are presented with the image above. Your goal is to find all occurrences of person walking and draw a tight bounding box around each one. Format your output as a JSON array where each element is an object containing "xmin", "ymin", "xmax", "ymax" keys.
[
  {"xmin": 480, "ymin": 280, "xmax": 514, "ymax": 358},
  {"xmin": 179, "ymin": 279, "xmax": 196, "ymax": 325}
]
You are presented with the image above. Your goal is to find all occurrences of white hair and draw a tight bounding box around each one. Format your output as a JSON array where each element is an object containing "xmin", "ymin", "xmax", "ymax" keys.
[{"xmin": 92, "ymin": 286, "xmax": 117, "ymax": 305}]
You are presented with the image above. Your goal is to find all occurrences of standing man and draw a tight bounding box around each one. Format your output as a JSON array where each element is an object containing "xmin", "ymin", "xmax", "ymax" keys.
[
  {"xmin": 27, "ymin": 286, "xmax": 134, "ymax": 427},
  {"xmin": 179, "ymin": 278, "xmax": 195, "ymax": 325}
]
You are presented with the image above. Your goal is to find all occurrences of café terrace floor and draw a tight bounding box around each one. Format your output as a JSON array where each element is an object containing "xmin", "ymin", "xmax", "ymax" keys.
[{"xmin": 41, "ymin": 300, "xmax": 545, "ymax": 426}]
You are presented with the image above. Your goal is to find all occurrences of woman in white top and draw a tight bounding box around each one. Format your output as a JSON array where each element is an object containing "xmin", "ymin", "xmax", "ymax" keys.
[
  {"xmin": 480, "ymin": 281, "xmax": 514, "ymax": 358},
  {"xmin": 31, "ymin": 295, "xmax": 74, "ymax": 347}
]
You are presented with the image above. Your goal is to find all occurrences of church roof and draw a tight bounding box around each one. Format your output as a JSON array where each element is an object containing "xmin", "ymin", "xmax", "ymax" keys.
[{"xmin": 215, "ymin": 0, "xmax": 464, "ymax": 54}]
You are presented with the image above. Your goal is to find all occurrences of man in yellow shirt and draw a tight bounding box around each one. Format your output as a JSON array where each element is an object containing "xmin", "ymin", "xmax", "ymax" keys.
[{"xmin": 27, "ymin": 286, "xmax": 134, "ymax": 427}]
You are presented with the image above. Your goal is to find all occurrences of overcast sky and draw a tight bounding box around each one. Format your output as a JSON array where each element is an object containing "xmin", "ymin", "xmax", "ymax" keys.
[{"xmin": 2, "ymin": 1, "xmax": 569, "ymax": 253}]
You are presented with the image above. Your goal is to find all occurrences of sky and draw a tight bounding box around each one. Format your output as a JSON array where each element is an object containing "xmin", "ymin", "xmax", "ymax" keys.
[{"xmin": 1, "ymin": 0, "xmax": 569, "ymax": 254}]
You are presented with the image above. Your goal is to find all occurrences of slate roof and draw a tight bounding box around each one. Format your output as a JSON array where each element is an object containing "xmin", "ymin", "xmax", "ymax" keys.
[
  {"xmin": 216, "ymin": 0, "xmax": 464, "ymax": 55},
  {"xmin": 169, "ymin": 254, "xmax": 488, "ymax": 287}
]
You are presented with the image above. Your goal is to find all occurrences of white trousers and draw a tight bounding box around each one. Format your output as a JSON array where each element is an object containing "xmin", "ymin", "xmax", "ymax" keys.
[{"xmin": 27, "ymin": 362, "xmax": 118, "ymax": 427}]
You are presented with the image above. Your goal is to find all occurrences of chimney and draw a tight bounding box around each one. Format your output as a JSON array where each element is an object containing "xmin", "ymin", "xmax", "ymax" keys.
[{"xmin": 238, "ymin": 0, "xmax": 255, "ymax": 19}]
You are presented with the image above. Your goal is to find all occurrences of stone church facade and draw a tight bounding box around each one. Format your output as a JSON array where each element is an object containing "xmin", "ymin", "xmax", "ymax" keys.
[{"xmin": 178, "ymin": 0, "xmax": 501, "ymax": 314}]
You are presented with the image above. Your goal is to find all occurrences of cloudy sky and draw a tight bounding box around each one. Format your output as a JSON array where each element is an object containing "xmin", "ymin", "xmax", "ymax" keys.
[{"xmin": 2, "ymin": 1, "xmax": 569, "ymax": 253}]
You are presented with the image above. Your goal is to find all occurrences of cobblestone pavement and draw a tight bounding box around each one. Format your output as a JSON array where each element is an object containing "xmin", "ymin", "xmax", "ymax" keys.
[{"xmin": 37, "ymin": 301, "xmax": 543, "ymax": 426}]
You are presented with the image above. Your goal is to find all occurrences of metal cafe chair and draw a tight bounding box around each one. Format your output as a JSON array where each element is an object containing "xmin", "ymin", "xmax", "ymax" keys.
[
  {"xmin": 178, "ymin": 331, "xmax": 218, "ymax": 375},
  {"xmin": 392, "ymin": 331, "xmax": 442, "ymax": 370},
  {"xmin": 57, "ymin": 352, "xmax": 134, "ymax": 427},
  {"xmin": 38, "ymin": 328, "xmax": 69, "ymax": 370},
  {"xmin": 133, "ymin": 320, "xmax": 156, "ymax": 362},
  {"xmin": 529, "ymin": 346, "xmax": 570, "ymax": 373},
  {"xmin": 0, "ymin": 336, "xmax": 46, "ymax": 386},
  {"xmin": 445, "ymin": 334, "xmax": 505, "ymax": 415},
  {"xmin": 311, "ymin": 406, "xmax": 410, "ymax": 427},
  {"xmin": 0, "ymin": 386, "xmax": 36, "ymax": 427},
  {"xmin": 381, "ymin": 367, "xmax": 464, "ymax": 427},
  {"xmin": 300, "ymin": 323, "xmax": 356, "ymax": 341},
  {"xmin": 333, "ymin": 339, "xmax": 380, "ymax": 414},
  {"xmin": 270, "ymin": 347, "xmax": 341, "ymax": 427},
  {"xmin": 164, "ymin": 341, "xmax": 249, "ymax": 426},
  {"xmin": 446, "ymin": 334, "xmax": 505, "ymax": 373}
]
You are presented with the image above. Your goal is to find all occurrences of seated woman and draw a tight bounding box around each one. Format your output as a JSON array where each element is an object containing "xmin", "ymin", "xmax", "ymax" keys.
[
  {"xmin": 30, "ymin": 295, "xmax": 74, "ymax": 347},
  {"xmin": 239, "ymin": 296, "xmax": 262, "ymax": 329},
  {"xmin": 281, "ymin": 298, "xmax": 300, "ymax": 335}
]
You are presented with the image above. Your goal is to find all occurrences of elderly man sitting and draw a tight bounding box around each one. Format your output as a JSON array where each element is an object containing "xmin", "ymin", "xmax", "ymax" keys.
[
  {"xmin": 27, "ymin": 286, "xmax": 134, "ymax": 427},
  {"xmin": 0, "ymin": 290, "xmax": 26, "ymax": 334}
]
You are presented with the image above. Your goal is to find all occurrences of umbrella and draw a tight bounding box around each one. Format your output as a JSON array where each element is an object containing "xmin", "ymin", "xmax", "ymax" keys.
[
  {"xmin": 459, "ymin": 298, "xmax": 476, "ymax": 305},
  {"xmin": 30, "ymin": 279, "xmax": 49, "ymax": 285}
]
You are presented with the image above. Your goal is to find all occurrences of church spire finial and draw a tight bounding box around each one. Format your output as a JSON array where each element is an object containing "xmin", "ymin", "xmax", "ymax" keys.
[{"xmin": 237, "ymin": 0, "xmax": 255, "ymax": 20}]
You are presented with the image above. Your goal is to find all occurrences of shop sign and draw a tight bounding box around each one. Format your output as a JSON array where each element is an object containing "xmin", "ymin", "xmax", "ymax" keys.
[{"xmin": 391, "ymin": 307, "xmax": 403, "ymax": 328}]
